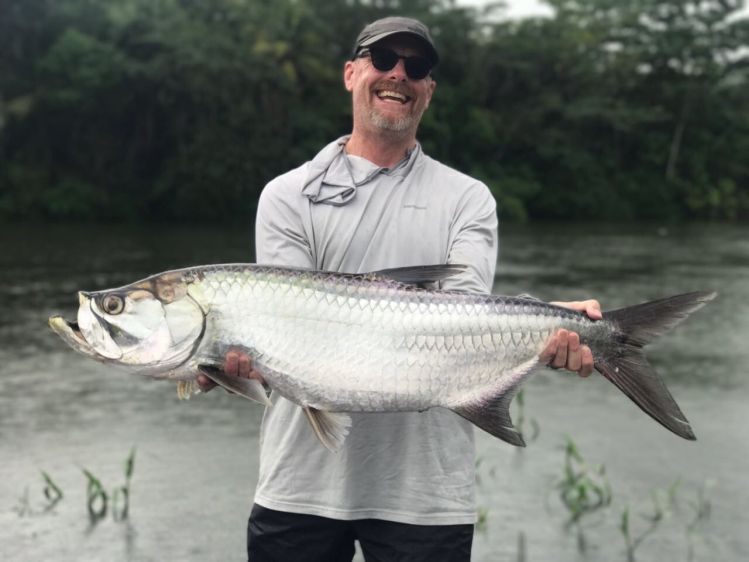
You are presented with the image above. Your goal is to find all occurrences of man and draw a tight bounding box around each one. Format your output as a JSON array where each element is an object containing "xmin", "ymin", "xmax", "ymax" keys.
[{"xmin": 199, "ymin": 16, "xmax": 601, "ymax": 561}]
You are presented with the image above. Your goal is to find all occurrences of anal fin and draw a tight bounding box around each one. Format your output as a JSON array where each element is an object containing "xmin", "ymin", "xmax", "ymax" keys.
[
  {"xmin": 303, "ymin": 406, "xmax": 351, "ymax": 452},
  {"xmin": 198, "ymin": 365, "xmax": 272, "ymax": 407},
  {"xmin": 453, "ymin": 396, "xmax": 526, "ymax": 447},
  {"xmin": 451, "ymin": 356, "xmax": 539, "ymax": 447}
]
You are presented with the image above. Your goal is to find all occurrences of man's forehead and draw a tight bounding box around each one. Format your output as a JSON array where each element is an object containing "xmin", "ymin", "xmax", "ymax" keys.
[{"xmin": 372, "ymin": 33, "xmax": 430, "ymax": 57}]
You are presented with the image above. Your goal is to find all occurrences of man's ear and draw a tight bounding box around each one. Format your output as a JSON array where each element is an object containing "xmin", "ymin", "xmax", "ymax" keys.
[
  {"xmin": 424, "ymin": 78, "xmax": 436, "ymax": 109},
  {"xmin": 343, "ymin": 61, "xmax": 355, "ymax": 92}
]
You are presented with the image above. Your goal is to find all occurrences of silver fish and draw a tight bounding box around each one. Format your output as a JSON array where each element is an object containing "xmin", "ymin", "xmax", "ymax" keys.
[{"xmin": 49, "ymin": 264, "xmax": 715, "ymax": 451}]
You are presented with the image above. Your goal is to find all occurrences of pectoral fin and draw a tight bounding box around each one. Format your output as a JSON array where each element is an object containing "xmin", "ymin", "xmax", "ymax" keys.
[
  {"xmin": 303, "ymin": 406, "xmax": 351, "ymax": 452},
  {"xmin": 176, "ymin": 380, "xmax": 200, "ymax": 400},
  {"xmin": 198, "ymin": 365, "xmax": 272, "ymax": 407}
]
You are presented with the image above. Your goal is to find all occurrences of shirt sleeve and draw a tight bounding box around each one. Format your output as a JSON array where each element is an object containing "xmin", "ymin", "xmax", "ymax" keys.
[
  {"xmin": 255, "ymin": 176, "xmax": 315, "ymax": 268},
  {"xmin": 442, "ymin": 182, "xmax": 498, "ymax": 295}
]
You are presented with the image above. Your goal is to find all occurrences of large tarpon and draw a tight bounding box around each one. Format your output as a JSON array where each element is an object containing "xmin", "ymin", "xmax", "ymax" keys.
[{"xmin": 49, "ymin": 264, "xmax": 715, "ymax": 451}]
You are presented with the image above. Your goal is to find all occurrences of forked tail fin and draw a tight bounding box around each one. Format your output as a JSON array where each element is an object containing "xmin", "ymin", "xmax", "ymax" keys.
[{"xmin": 596, "ymin": 291, "xmax": 717, "ymax": 440}]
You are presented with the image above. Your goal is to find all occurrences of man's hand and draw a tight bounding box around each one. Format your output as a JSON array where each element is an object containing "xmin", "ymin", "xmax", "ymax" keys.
[
  {"xmin": 540, "ymin": 300, "xmax": 602, "ymax": 378},
  {"xmin": 196, "ymin": 350, "xmax": 266, "ymax": 392}
]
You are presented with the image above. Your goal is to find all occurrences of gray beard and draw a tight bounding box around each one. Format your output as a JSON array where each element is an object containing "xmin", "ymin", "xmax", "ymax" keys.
[{"xmin": 367, "ymin": 109, "xmax": 415, "ymax": 132}]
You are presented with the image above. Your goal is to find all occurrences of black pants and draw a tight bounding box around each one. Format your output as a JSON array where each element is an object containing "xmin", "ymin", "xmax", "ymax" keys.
[{"xmin": 247, "ymin": 504, "xmax": 474, "ymax": 562}]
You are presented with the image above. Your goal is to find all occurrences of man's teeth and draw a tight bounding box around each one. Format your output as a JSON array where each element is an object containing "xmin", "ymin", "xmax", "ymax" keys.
[{"xmin": 377, "ymin": 90, "xmax": 408, "ymax": 102}]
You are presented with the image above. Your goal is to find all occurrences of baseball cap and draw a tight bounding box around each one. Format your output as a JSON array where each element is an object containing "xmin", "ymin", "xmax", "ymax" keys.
[{"xmin": 352, "ymin": 16, "xmax": 439, "ymax": 65}]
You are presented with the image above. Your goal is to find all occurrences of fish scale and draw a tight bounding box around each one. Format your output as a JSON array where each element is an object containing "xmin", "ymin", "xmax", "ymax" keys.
[{"xmin": 196, "ymin": 267, "xmax": 565, "ymax": 412}]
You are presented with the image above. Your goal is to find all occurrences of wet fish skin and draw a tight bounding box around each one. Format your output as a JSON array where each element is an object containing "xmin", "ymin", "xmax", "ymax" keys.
[{"xmin": 48, "ymin": 264, "xmax": 716, "ymax": 451}]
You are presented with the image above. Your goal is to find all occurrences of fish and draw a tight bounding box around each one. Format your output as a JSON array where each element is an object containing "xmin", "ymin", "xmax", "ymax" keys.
[{"xmin": 48, "ymin": 263, "xmax": 715, "ymax": 451}]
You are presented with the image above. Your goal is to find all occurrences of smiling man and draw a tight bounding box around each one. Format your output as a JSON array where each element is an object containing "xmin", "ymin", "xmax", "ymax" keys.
[
  {"xmin": 346, "ymin": 33, "xmax": 436, "ymax": 146},
  {"xmin": 200, "ymin": 16, "xmax": 600, "ymax": 561}
]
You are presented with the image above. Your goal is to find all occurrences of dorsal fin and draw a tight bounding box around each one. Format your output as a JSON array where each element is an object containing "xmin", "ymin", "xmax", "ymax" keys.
[{"xmin": 370, "ymin": 264, "xmax": 467, "ymax": 285}]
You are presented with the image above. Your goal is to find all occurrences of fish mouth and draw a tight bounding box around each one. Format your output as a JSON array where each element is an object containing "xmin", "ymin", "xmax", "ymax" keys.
[{"xmin": 48, "ymin": 315, "xmax": 103, "ymax": 359}]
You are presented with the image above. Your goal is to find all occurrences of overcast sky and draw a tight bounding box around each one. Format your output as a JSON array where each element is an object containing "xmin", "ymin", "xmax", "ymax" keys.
[
  {"xmin": 455, "ymin": 0, "xmax": 748, "ymax": 20},
  {"xmin": 455, "ymin": 0, "xmax": 553, "ymax": 19}
]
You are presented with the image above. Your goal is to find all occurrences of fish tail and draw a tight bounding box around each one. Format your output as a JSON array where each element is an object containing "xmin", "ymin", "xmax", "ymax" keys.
[{"xmin": 595, "ymin": 291, "xmax": 716, "ymax": 441}]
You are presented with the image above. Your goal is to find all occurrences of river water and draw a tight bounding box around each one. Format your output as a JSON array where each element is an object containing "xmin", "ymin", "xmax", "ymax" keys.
[{"xmin": 1, "ymin": 222, "xmax": 747, "ymax": 561}]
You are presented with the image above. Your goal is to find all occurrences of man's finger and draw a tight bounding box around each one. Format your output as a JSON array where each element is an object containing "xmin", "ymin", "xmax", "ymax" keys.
[
  {"xmin": 197, "ymin": 373, "xmax": 217, "ymax": 392},
  {"xmin": 551, "ymin": 329, "xmax": 569, "ymax": 368},
  {"xmin": 224, "ymin": 350, "xmax": 239, "ymax": 376},
  {"xmin": 583, "ymin": 300, "xmax": 602, "ymax": 320},
  {"xmin": 238, "ymin": 353, "xmax": 252, "ymax": 378},
  {"xmin": 540, "ymin": 332, "xmax": 559, "ymax": 364},
  {"xmin": 566, "ymin": 332, "xmax": 582, "ymax": 372},
  {"xmin": 551, "ymin": 299, "xmax": 603, "ymax": 320},
  {"xmin": 579, "ymin": 346, "xmax": 594, "ymax": 377}
]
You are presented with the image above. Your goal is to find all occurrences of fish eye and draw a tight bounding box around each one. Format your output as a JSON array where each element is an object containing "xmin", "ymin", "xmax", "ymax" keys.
[{"xmin": 102, "ymin": 294, "xmax": 125, "ymax": 315}]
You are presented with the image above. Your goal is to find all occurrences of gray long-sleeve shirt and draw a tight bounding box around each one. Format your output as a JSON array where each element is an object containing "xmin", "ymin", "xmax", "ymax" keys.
[{"xmin": 253, "ymin": 137, "xmax": 498, "ymax": 525}]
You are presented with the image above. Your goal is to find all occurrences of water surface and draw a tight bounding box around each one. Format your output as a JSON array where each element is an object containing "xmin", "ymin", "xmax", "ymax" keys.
[{"xmin": 1, "ymin": 222, "xmax": 747, "ymax": 561}]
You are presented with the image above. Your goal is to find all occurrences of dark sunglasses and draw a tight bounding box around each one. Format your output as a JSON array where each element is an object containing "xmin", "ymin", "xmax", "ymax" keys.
[{"xmin": 356, "ymin": 47, "xmax": 433, "ymax": 80}]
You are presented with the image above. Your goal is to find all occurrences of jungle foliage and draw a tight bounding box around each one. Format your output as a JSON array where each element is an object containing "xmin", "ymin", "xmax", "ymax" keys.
[{"xmin": 1, "ymin": 0, "xmax": 748, "ymax": 222}]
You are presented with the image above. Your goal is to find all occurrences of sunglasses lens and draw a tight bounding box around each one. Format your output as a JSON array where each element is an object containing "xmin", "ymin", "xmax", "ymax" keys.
[
  {"xmin": 405, "ymin": 58, "xmax": 430, "ymax": 80},
  {"xmin": 367, "ymin": 48, "xmax": 432, "ymax": 80},
  {"xmin": 369, "ymin": 49, "xmax": 399, "ymax": 72}
]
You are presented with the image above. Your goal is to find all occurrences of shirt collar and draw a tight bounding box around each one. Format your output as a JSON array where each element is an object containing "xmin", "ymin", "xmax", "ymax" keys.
[{"xmin": 301, "ymin": 136, "xmax": 422, "ymax": 206}]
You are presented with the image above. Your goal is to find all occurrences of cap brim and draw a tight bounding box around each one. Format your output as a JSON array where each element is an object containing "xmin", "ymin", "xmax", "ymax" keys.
[{"xmin": 359, "ymin": 31, "xmax": 439, "ymax": 65}]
